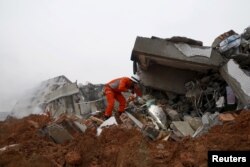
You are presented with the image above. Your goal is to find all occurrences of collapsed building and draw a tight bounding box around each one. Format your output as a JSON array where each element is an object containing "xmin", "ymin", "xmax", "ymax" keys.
[
  {"xmin": 127, "ymin": 27, "xmax": 250, "ymax": 138},
  {"xmin": 4, "ymin": 26, "xmax": 250, "ymax": 142},
  {"xmin": 2, "ymin": 26, "xmax": 250, "ymax": 167},
  {"xmin": 11, "ymin": 75, "xmax": 104, "ymax": 119},
  {"xmin": 131, "ymin": 29, "xmax": 250, "ymax": 110}
]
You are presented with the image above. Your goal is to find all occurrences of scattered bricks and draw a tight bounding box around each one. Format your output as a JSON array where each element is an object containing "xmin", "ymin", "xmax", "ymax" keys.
[
  {"xmin": 219, "ymin": 113, "xmax": 236, "ymax": 122},
  {"xmin": 65, "ymin": 151, "xmax": 82, "ymax": 165}
]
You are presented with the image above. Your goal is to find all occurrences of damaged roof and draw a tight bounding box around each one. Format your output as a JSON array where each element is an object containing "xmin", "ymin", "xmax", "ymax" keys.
[{"xmin": 11, "ymin": 75, "xmax": 73, "ymax": 118}]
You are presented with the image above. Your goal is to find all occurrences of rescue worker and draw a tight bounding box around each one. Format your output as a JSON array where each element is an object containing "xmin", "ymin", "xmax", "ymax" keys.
[{"xmin": 103, "ymin": 75, "xmax": 142, "ymax": 119}]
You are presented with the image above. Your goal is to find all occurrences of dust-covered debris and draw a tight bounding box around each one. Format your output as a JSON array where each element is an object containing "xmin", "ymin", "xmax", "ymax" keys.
[
  {"xmin": 0, "ymin": 110, "xmax": 250, "ymax": 166},
  {"xmin": 1, "ymin": 26, "xmax": 250, "ymax": 166}
]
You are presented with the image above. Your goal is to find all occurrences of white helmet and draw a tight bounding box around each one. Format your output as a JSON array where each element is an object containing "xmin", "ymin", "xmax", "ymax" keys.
[{"xmin": 131, "ymin": 74, "xmax": 140, "ymax": 84}]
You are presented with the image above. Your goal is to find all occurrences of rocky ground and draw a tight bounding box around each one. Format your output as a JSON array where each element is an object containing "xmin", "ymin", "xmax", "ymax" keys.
[{"xmin": 0, "ymin": 110, "xmax": 250, "ymax": 167}]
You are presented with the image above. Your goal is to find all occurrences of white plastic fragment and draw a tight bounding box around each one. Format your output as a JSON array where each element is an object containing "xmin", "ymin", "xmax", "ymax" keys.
[{"xmin": 97, "ymin": 116, "xmax": 117, "ymax": 136}]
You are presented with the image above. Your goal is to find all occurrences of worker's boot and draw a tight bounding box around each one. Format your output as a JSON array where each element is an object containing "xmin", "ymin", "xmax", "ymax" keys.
[
  {"xmin": 103, "ymin": 115, "xmax": 110, "ymax": 121},
  {"xmin": 115, "ymin": 112, "xmax": 123, "ymax": 124}
]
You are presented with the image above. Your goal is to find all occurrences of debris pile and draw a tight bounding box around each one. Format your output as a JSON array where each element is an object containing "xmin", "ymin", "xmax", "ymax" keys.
[
  {"xmin": 1, "ymin": 110, "xmax": 250, "ymax": 166},
  {"xmin": 0, "ymin": 26, "xmax": 250, "ymax": 166}
]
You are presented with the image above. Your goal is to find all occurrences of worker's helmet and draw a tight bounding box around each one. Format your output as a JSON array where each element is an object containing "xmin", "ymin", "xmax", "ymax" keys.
[{"xmin": 131, "ymin": 74, "xmax": 140, "ymax": 84}]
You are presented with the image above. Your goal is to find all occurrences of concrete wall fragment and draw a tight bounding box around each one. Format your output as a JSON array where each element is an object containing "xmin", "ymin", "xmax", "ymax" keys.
[
  {"xmin": 131, "ymin": 36, "xmax": 221, "ymax": 94},
  {"xmin": 219, "ymin": 60, "xmax": 250, "ymax": 106}
]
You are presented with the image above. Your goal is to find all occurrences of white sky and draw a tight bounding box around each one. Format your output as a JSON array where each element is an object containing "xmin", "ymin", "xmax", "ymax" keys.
[{"xmin": 0, "ymin": 0, "xmax": 250, "ymax": 112}]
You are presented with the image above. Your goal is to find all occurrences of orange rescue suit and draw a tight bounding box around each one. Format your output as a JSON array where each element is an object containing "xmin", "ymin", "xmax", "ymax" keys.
[{"xmin": 104, "ymin": 77, "xmax": 138, "ymax": 117}]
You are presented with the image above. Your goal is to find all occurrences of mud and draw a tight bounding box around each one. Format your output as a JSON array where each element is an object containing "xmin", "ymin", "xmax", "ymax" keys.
[{"xmin": 0, "ymin": 110, "xmax": 250, "ymax": 167}]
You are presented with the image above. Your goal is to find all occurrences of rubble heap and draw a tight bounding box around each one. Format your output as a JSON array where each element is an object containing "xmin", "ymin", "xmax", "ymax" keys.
[
  {"xmin": 1, "ymin": 26, "xmax": 250, "ymax": 166},
  {"xmin": 0, "ymin": 110, "xmax": 250, "ymax": 166}
]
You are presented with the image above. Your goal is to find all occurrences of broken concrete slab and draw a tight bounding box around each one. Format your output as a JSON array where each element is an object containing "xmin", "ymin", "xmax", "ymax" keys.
[
  {"xmin": 220, "ymin": 59, "xmax": 250, "ymax": 106},
  {"xmin": 201, "ymin": 113, "xmax": 210, "ymax": 125},
  {"xmin": 73, "ymin": 121, "xmax": 87, "ymax": 133},
  {"xmin": 201, "ymin": 112, "xmax": 221, "ymax": 128},
  {"xmin": 171, "ymin": 121, "xmax": 195, "ymax": 137},
  {"xmin": 183, "ymin": 115, "xmax": 202, "ymax": 131},
  {"xmin": 124, "ymin": 112, "xmax": 160, "ymax": 140},
  {"xmin": 45, "ymin": 83, "xmax": 79, "ymax": 103},
  {"xmin": 166, "ymin": 108, "xmax": 181, "ymax": 121},
  {"xmin": 131, "ymin": 37, "xmax": 219, "ymax": 70},
  {"xmin": 125, "ymin": 112, "xmax": 144, "ymax": 129},
  {"xmin": 131, "ymin": 36, "xmax": 221, "ymax": 94},
  {"xmin": 46, "ymin": 124, "xmax": 73, "ymax": 144},
  {"xmin": 192, "ymin": 125, "xmax": 211, "ymax": 138}
]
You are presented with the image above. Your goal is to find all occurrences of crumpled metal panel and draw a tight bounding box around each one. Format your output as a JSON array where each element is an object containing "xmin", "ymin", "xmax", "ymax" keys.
[{"xmin": 148, "ymin": 105, "xmax": 167, "ymax": 129}]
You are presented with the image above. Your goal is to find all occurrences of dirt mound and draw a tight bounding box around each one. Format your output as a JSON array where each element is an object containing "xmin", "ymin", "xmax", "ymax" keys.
[{"xmin": 1, "ymin": 110, "xmax": 250, "ymax": 167}]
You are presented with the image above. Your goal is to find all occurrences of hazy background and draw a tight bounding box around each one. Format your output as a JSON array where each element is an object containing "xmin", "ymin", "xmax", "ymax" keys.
[{"xmin": 0, "ymin": 0, "xmax": 250, "ymax": 112}]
